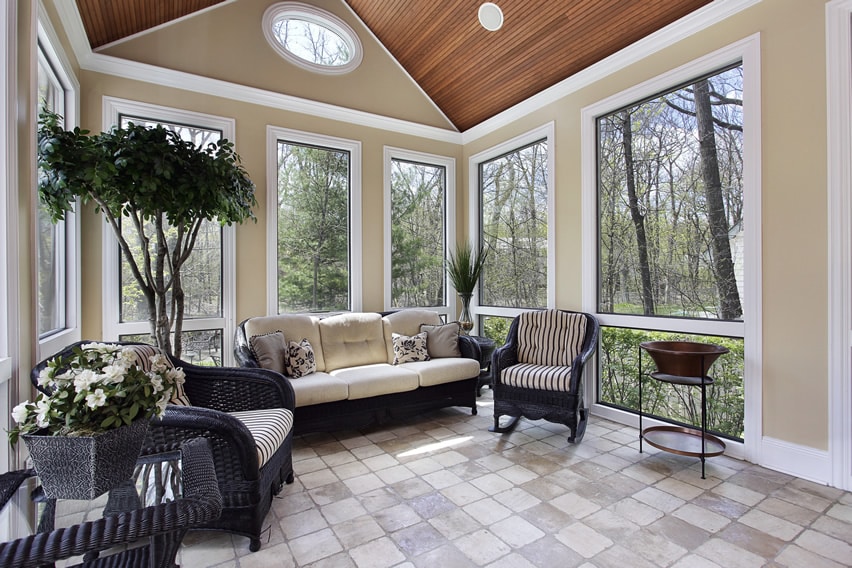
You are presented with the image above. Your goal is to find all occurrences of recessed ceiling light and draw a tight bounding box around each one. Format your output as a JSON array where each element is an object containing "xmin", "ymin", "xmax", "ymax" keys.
[{"xmin": 478, "ymin": 2, "xmax": 503, "ymax": 32}]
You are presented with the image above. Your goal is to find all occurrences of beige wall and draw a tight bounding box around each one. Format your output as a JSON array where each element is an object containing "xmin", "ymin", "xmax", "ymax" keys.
[{"xmin": 42, "ymin": 0, "xmax": 832, "ymax": 453}]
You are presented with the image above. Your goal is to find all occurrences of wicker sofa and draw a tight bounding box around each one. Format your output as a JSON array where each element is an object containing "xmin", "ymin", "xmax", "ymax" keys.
[{"xmin": 234, "ymin": 309, "xmax": 482, "ymax": 434}]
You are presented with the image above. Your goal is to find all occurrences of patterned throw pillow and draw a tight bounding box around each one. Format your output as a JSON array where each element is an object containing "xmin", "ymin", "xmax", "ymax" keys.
[
  {"xmin": 286, "ymin": 338, "xmax": 316, "ymax": 378},
  {"xmin": 125, "ymin": 344, "xmax": 191, "ymax": 406},
  {"xmin": 392, "ymin": 332, "xmax": 430, "ymax": 365},
  {"xmin": 249, "ymin": 330, "xmax": 287, "ymax": 374}
]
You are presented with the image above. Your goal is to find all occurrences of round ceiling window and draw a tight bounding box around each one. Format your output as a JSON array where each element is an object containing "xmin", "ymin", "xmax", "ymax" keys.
[{"xmin": 263, "ymin": 2, "xmax": 363, "ymax": 74}]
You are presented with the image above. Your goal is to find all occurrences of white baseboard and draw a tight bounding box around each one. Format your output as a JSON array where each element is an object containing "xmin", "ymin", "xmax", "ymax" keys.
[{"xmin": 760, "ymin": 436, "xmax": 831, "ymax": 485}]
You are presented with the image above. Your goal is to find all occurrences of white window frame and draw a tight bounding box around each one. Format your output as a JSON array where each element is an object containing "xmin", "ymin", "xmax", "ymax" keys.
[
  {"xmin": 102, "ymin": 97, "xmax": 238, "ymax": 365},
  {"xmin": 36, "ymin": 1, "xmax": 81, "ymax": 360},
  {"xmin": 581, "ymin": 35, "xmax": 762, "ymax": 463},
  {"xmin": 383, "ymin": 146, "xmax": 455, "ymax": 317},
  {"xmin": 266, "ymin": 125, "xmax": 363, "ymax": 314},
  {"xmin": 827, "ymin": 0, "xmax": 852, "ymax": 491},
  {"xmin": 467, "ymin": 123, "xmax": 556, "ymax": 332}
]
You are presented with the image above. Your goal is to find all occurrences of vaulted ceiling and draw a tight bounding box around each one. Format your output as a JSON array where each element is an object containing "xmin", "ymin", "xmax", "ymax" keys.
[{"xmin": 73, "ymin": 0, "xmax": 713, "ymax": 132}]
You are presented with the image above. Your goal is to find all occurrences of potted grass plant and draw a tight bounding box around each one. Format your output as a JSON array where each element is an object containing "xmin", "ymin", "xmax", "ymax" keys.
[{"xmin": 447, "ymin": 242, "xmax": 488, "ymax": 333}]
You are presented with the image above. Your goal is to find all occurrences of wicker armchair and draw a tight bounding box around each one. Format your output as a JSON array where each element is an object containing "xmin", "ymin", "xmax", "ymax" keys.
[
  {"xmin": 490, "ymin": 309, "xmax": 599, "ymax": 443},
  {"xmin": 31, "ymin": 341, "xmax": 296, "ymax": 552}
]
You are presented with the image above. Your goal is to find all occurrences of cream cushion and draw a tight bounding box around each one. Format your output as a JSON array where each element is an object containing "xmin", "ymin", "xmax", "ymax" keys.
[
  {"xmin": 244, "ymin": 314, "xmax": 325, "ymax": 371},
  {"xmin": 319, "ymin": 312, "xmax": 388, "ymax": 372},
  {"xmin": 249, "ymin": 331, "xmax": 287, "ymax": 374},
  {"xmin": 401, "ymin": 358, "xmax": 481, "ymax": 387},
  {"xmin": 383, "ymin": 309, "xmax": 443, "ymax": 363},
  {"xmin": 288, "ymin": 372, "xmax": 349, "ymax": 406},
  {"xmin": 329, "ymin": 364, "xmax": 419, "ymax": 399}
]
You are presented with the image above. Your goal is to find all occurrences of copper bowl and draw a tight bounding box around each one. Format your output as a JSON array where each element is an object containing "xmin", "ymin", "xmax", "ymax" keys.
[{"xmin": 640, "ymin": 341, "xmax": 728, "ymax": 378}]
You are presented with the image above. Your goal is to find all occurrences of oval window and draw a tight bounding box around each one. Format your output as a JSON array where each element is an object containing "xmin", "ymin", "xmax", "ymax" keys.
[{"xmin": 263, "ymin": 2, "xmax": 363, "ymax": 74}]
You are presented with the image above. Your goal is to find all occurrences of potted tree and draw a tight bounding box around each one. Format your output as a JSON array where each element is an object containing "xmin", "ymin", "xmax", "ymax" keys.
[
  {"xmin": 37, "ymin": 109, "xmax": 257, "ymax": 357},
  {"xmin": 446, "ymin": 242, "xmax": 488, "ymax": 333}
]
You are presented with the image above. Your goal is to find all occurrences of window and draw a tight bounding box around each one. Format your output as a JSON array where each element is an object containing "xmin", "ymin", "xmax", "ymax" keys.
[
  {"xmin": 385, "ymin": 148, "xmax": 454, "ymax": 313},
  {"xmin": 35, "ymin": 10, "xmax": 80, "ymax": 358},
  {"xmin": 583, "ymin": 37, "xmax": 761, "ymax": 455},
  {"xmin": 268, "ymin": 127, "xmax": 362, "ymax": 313},
  {"xmin": 470, "ymin": 124, "xmax": 555, "ymax": 339},
  {"xmin": 102, "ymin": 98, "xmax": 237, "ymax": 366},
  {"xmin": 262, "ymin": 2, "xmax": 362, "ymax": 74}
]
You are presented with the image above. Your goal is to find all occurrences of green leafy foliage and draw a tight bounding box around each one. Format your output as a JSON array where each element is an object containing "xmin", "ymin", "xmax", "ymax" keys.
[{"xmin": 447, "ymin": 241, "xmax": 489, "ymax": 297}]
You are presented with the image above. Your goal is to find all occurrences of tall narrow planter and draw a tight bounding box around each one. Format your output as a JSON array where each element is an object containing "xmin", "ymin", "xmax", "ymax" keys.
[{"xmin": 22, "ymin": 418, "xmax": 149, "ymax": 500}]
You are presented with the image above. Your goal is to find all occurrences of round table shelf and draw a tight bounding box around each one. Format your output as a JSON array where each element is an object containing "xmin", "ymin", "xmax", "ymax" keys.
[{"xmin": 641, "ymin": 425, "xmax": 726, "ymax": 458}]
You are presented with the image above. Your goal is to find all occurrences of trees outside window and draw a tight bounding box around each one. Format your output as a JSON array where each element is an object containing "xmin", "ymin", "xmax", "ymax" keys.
[
  {"xmin": 276, "ymin": 141, "xmax": 351, "ymax": 312},
  {"xmin": 388, "ymin": 154, "xmax": 448, "ymax": 309},
  {"xmin": 595, "ymin": 63, "xmax": 746, "ymax": 440}
]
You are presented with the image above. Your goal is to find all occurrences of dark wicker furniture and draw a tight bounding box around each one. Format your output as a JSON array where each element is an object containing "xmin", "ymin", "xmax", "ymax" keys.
[
  {"xmin": 31, "ymin": 341, "xmax": 295, "ymax": 552},
  {"xmin": 490, "ymin": 309, "xmax": 599, "ymax": 443},
  {"xmin": 0, "ymin": 438, "xmax": 221, "ymax": 568},
  {"xmin": 234, "ymin": 316, "xmax": 482, "ymax": 435}
]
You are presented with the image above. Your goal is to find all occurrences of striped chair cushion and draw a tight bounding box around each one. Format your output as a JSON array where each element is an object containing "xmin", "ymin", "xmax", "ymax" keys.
[
  {"xmin": 228, "ymin": 408, "xmax": 294, "ymax": 468},
  {"xmin": 125, "ymin": 344, "xmax": 191, "ymax": 406},
  {"xmin": 516, "ymin": 310, "xmax": 587, "ymax": 367},
  {"xmin": 502, "ymin": 363, "xmax": 574, "ymax": 392}
]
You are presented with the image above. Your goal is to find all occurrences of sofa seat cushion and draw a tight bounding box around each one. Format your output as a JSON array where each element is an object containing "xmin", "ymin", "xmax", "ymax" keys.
[
  {"xmin": 320, "ymin": 313, "xmax": 388, "ymax": 372},
  {"xmin": 228, "ymin": 408, "xmax": 294, "ymax": 468},
  {"xmin": 330, "ymin": 363, "xmax": 419, "ymax": 399},
  {"xmin": 288, "ymin": 372, "xmax": 349, "ymax": 407},
  {"xmin": 401, "ymin": 358, "xmax": 481, "ymax": 387},
  {"xmin": 501, "ymin": 363, "xmax": 574, "ymax": 392},
  {"xmin": 244, "ymin": 314, "xmax": 326, "ymax": 371}
]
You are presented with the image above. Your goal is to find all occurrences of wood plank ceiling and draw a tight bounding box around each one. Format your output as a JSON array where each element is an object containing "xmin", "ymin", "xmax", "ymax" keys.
[{"xmin": 74, "ymin": 0, "xmax": 712, "ymax": 132}]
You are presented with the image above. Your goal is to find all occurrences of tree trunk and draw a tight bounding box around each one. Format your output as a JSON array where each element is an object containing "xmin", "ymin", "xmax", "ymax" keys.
[
  {"xmin": 694, "ymin": 78, "xmax": 742, "ymax": 320},
  {"xmin": 621, "ymin": 111, "xmax": 656, "ymax": 315}
]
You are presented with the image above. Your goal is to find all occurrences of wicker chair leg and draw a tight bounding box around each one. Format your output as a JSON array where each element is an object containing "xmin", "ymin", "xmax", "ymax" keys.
[
  {"xmin": 489, "ymin": 414, "xmax": 521, "ymax": 433},
  {"xmin": 567, "ymin": 407, "xmax": 588, "ymax": 444}
]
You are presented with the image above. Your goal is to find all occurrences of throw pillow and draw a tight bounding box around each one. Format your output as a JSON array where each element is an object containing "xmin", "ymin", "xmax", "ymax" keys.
[
  {"xmin": 249, "ymin": 331, "xmax": 287, "ymax": 374},
  {"xmin": 392, "ymin": 331, "xmax": 430, "ymax": 365},
  {"xmin": 420, "ymin": 322, "xmax": 461, "ymax": 358},
  {"xmin": 125, "ymin": 344, "xmax": 191, "ymax": 406},
  {"xmin": 286, "ymin": 338, "xmax": 316, "ymax": 378}
]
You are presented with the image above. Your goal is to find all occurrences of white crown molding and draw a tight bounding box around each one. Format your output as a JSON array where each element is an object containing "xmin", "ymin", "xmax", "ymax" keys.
[
  {"xmin": 461, "ymin": 0, "xmax": 762, "ymax": 143},
  {"xmin": 54, "ymin": 0, "xmax": 759, "ymax": 143}
]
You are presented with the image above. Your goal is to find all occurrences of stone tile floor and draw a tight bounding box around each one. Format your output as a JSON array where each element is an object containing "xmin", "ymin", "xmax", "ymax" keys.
[{"xmin": 64, "ymin": 390, "xmax": 852, "ymax": 567}]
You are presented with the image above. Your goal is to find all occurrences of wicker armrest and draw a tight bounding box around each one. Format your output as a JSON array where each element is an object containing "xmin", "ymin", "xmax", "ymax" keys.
[
  {"xmin": 176, "ymin": 363, "xmax": 295, "ymax": 413},
  {"xmin": 457, "ymin": 335, "xmax": 482, "ymax": 361}
]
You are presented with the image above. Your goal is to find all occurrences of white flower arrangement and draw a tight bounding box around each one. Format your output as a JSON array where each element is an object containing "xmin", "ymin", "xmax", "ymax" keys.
[{"xmin": 8, "ymin": 343, "xmax": 185, "ymax": 445}]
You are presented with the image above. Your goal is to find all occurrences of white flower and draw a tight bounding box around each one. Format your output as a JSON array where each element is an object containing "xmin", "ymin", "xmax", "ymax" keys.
[
  {"xmin": 119, "ymin": 348, "xmax": 138, "ymax": 365},
  {"xmin": 35, "ymin": 399, "xmax": 51, "ymax": 428},
  {"xmin": 149, "ymin": 354, "xmax": 169, "ymax": 374},
  {"xmin": 11, "ymin": 401, "xmax": 30, "ymax": 424},
  {"xmin": 73, "ymin": 368, "xmax": 99, "ymax": 393},
  {"xmin": 85, "ymin": 388, "xmax": 107, "ymax": 409},
  {"xmin": 37, "ymin": 368, "xmax": 53, "ymax": 388},
  {"xmin": 100, "ymin": 364, "xmax": 127, "ymax": 384},
  {"xmin": 155, "ymin": 396, "xmax": 169, "ymax": 417},
  {"xmin": 149, "ymin": 374, "xmax": 163, "ymax": 392}
]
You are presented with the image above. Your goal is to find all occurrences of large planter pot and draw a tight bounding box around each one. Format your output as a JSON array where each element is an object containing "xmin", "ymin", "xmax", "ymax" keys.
[{"xmin": 22, "ymin": 418, "xmax": 149, "ymax": 500}]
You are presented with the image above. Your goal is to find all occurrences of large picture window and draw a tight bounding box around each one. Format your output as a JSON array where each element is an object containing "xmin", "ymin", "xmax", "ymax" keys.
[
  {"xmin": 385, "ymin": 148, "xmax": 453, "ymax": 311},
  {"xmin": 471, "ymin": 124, "xmax": 554, "ymax": 342},
  {"xmin": 269, "ymin": 128, "xmax": 361, "ymax": 313},
  {"xmin": 593, "ymin": 63, "xmax": 748, "ymax": 441}
]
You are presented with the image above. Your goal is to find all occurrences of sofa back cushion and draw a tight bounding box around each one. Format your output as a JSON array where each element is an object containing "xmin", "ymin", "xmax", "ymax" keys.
[
  {"xmin": 319, "ymin": 312, "xmax": 388, "ymax": 372},
  {"xmin": 517, "ymin": 310, "xmax": 587, "ymax": 367},
  {"xmin": 382, "ymin": 309, "xmax": 443, "ymax": 363},
  {"xmin": 244, "ymin": 314, "xmax": 325, "ymax": 372}
]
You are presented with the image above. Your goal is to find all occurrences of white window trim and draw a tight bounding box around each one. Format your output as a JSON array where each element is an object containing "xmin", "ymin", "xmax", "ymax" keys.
[
  {"xmin": 580, "ymin": 34, "xmax": 762, "ymax": 463},
  {"xmin": 262, "ymin": 1, "xmax": 363, "ymax": 75},
  {"xmin": 826, "ymin": 0, "xmax": 852, "ymax": 491},
  {"xmin": 383, "ymin": 146, "xmax": 455, "ymax": 317},
  {"xmin": 36, "ymin": 0, "xmax": 81, "ymax": 360},
  {"xmin": 101, "ymin": 97, "xmax": 237, "ymax": 365},
  {"xmin": 266, "ymin": 125, "xmax": 363, "ymax": 314},
  {"xmin": 467, "ymin": 122, "xmax": 556, "ymax": 331}
]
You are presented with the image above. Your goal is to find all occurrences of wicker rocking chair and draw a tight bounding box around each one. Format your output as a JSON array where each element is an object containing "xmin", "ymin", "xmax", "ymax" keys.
[{"xmin": 490, "ymin": 309, "xmax": 599, "ymax": 443}]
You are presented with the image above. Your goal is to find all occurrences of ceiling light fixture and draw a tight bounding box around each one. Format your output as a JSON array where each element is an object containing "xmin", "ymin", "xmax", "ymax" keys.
[{"xmin": 478, "ymin": 2, "xmax": 503, "ymax": 32}]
